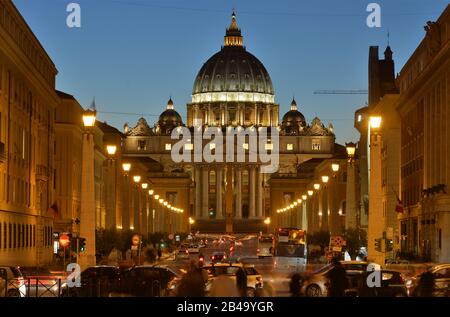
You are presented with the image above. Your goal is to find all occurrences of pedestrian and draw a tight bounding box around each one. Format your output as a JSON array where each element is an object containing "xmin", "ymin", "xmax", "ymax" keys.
[
  {"xmin": 289, "ymin": 273, "xmax": 302, "ymax": 297},
  {"xmin": 416, "ymin": 270, "xmax": 435, "ymax": 297},
  {"xmin": 236, "ymin": 267, "xmax": 247, "ymax": 297},
  {"xmin": 325, "ymin": 257, "xmax": 349, "ymax": 297},
  {"xmin": 177, "ymin": 260, "xmax": 207, "ymax": 297},
  {"xmin": 157, "ymin": 245, "xmax": 162, "ymax": 260}
]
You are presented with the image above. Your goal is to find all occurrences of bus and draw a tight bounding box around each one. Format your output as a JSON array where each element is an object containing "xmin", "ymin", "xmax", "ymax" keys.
[
  {"xmin": 257, "ymin": 234, "xmax": 274, "ymax": 258},
  {"xmin": 273, "ymin": 227, "xmax": 307, "ymax": 271}
]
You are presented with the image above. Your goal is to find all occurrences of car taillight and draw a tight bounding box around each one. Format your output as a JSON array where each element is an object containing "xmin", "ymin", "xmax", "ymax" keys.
[
  {"xmin": 211, "ymin": 256, "xmax": 215, "ymax": 260},
  {"xmin": 185, "ymin": 250, "xmax": 189, "ymax": 254},
  {"xmin": 199, "ymin": 257, "xmax": 204, "ymax": 262}
]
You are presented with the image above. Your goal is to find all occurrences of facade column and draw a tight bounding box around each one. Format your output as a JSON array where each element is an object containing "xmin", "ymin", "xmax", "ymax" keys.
[
  {"xmin": 122, "ymin": 175, "xmax": 130, "ymax": 231},
  {"xmin": 266, "ymin": 105, "xmax": 271, "ymax": 126},
  {"xmin": 201, "ymin": 166, "xmax": 209, "ymax": 218},
  {"xmin": 195, "ymin": 166, "xmax": 202, "ymax": 218},
  {"xmin": 216, "ymin": 166, "xmax": 223, "ymax": 219},
  {"xmin": 249, "ymin": 166, "xmax": 256, "ymax": 219},
  {"xmin": 235, "ymin": 166, "xmax": 242, "ymax": 219},
  {"xmin": 256, "ymin": 167, "xmax": 264, "ymax": 218},
  {"xmin": 254, "ymin": 104, "xmax": 258, "ymax": 125}
]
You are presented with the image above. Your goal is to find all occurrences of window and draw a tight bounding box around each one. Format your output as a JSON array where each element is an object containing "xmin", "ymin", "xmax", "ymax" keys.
[
  {"xmin": 242, "ymin": 143, "xmax": 249, "ymax": 150},
  {"xmin": 265, "ymin": 143, "xmax": 273, "ymax": 150},
  {"xmin": 286, "ymin": 144, "xmax": 293, "ymax": 151},
  {"xmin": 184, "ymin": 143, "xmax": 193, "ymax": 151},
  {"xmin": 209, "ymin": 143, "xmax": 216, "ymax": 150},
  {"xmin": 32, "ymin": 225, "xmax": 35, "ymax": 247},
  {"xmin": 137, "ymin": 140, "xmax": 146, "ymax": 151},
  {"xmin": 13, "ymin": 223, "xmax": 16, "ymax": 248},
  {"xmin": 357, "ymin": 114, "xmax": 362, "ymax": 122},
  {"xmin": 21, "ymin": 224, "xmax": 24, "ymax": 248},
  {"xmin": 0, "ymin": 222, "xmax": 2, "ymax": 250},
  {"xmin": 165, "ymin": 143, "xmax": 172, "ymax": 151},
  {"xmin": 8, "ymin": 223, "xmax": 11, "ymax": 249},
  {"xmin": 3, "ymin": 223, "xmax": 6, "ymax": 249},
  {"xmin": 25, "ymin": 225, "xmax": 28, "ymax": 248},
  {"xmin": 312, "ymin": 140, "xmax": 321, "ymax": 151}
]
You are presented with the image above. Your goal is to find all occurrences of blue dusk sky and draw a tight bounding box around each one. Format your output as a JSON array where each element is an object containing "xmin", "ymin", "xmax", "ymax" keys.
[{"xmin": 12, "ymin": 0, "xmax": 449, "ymax": 144}]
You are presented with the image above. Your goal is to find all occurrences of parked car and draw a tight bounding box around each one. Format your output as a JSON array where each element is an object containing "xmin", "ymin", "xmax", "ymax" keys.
[
  {"xmin": 0, "ymin": 266, "xmax": 26, "ymax": 297},
  {"xmin": 405, "ymin": 264, "xmax": 450, "ymax": 297},
  {"xmin": 120, "ymin": 265, "xmax": 180, "ymax": 297},
  {"xmin": 61, "ymin": 266, "xmax": 121, "ymax": 297},
  {"xmin": 300, "ymin": 261, "xmax": 370, "ymax": 297},
  {"xmin": 345, "ymin": 269, "xmax": 407, "ymax": 297},
  {"xmin": 20, "ymin": 266, "xmax": 59, "ymax": 297},
  {"xmin": 202, "ymin": 263, "xmax": 263, "ymax": 297},
  {"xmin": 210, "ymin": 251, "xmax": 227, "ymax": 264}
]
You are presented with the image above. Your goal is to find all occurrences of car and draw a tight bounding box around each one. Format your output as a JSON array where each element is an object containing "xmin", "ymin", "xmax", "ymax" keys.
[
  {"xmin": 20, "ymin": 266, "xmax": 60, "ymax": 297},
  {"xmin": 61, "ymin": 265, "xmax": 121, "ymax": 297},
  {"xmin": 405, "ymin": 264, "xmax": 450, "ymax": 297},
  {"xmin": 176, "ymin": 245, "xmax": 190, "ymax": 260},
  {"xmin": 345, "ymin": 269, "xmax": 407, "ymax": 297},
  {"xmin": 300, "ymin": 261, "xmax": 370, "ymax": 297},
  {"xmin": 210, "ymin": 251, "xmax": 227, "ymax": 264},
  {"xmin": 187, "ymin": 245, "xmax": 200, "ymax": 254},
  {"xmin": 202, "ymin": 263, "xmax": 263, "ymax": 297},
  {"xmin": 0, "ymin": 266, "xmax": 26, "ymax": 297},
  {"xmin": 120, "ymin": 265, "xmax": 180, "ymax": 297}
]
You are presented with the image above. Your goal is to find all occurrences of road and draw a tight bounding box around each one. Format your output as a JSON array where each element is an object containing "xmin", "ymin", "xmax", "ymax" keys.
[{"xmin": 158, "ymin": 234, "xmax": 302, "ymax": 297}]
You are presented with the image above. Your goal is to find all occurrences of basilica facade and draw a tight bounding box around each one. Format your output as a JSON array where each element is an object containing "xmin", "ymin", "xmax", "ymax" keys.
[{"xmin": 121, "ymin": 13, "xmax": 339, "ymax": 233}]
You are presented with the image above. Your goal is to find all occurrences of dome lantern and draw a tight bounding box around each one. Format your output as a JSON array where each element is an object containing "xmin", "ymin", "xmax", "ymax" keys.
[{"xmin": 224, "ymin": 11, "xmax": 243, "ymax": 47}]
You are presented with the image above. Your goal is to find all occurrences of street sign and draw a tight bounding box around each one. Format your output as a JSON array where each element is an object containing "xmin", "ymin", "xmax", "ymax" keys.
[
  {"xmin": 332, "ymin": 246, "xmax": 342, "ymax": 252},
  {"xmin": 330, "ymin": 235, "xmax": 346, "ymax": 247},
  {"xmin": 59, "ymin": 234, "xmax": 70, "ymax": 247}
]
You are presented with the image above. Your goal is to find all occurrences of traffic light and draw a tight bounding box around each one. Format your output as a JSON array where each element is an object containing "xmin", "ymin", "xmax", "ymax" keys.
[
  {"xmin": 79, "ymin": 238, "xmax": 86, "ymax": 252},
  {"xmin": 385, "ymin": 239, "xmax": 393, "ymax": 252},
  {"xmin": 374, "ymin": 238, "xmax": 382, "ymax": 252}
]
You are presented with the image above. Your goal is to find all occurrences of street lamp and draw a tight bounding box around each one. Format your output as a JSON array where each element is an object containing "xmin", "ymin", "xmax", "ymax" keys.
[
  {"xmin": 141, "ymin": 183, "xmax": 148, "ymax": 189},
  {"xmin": 148, "ymin": 189, "xmax": 154, "ymax": 196},
  {"xmin": 314, "ymin": 183, "xmax": 320, "ymax": 190},
  {"xmin": 370, "ymin": 116, "xmax": 382, "ymax": 129},
  {"xmin": 322, "ymin": 176, "xmax": 329, "ymax": 184},
  {"xmin": 345, "ymin": 142, "xmax": 357, "ymax": 164},
  {"xmin": 331, "ymin": 163, "xmax": 340, "ymax": 173},
  {"xmin": 189, "ymin": 217, "xmax": 195, "ymax": 233},
  {"xmin": 154, "ymin": 194, "xmax": 160, "ymax": 200},
  {"xmin": 106, "ymin": 145, "xmax": 117, "ymax": 156},
  {"xmin": 122, "ymin": 163, "xmax": 131, "ymax": 173},
  {"xmin": 82, "ymin": 109, "xmax": 96, "ymax": 127},
  {"xmin": 308, "ymin": 190, "xmax": 314, "ymax": 196},
  {"xmin": 133, "ymin": 175, "xmax": 141, "ymax": 183},
  {"xmin": 302, "ymin": 194, "xmax": 307, "ymax": 201}
]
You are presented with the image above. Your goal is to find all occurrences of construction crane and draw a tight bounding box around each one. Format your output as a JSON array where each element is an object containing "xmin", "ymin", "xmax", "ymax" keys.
[{"xmin": 313, "ymin": 90, "xmax": 368, "ymax": 95}]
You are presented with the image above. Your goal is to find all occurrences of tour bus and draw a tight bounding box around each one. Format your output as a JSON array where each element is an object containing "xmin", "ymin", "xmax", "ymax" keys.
[{"xmin": 273, "ymin": 227, "xmax": 307, "ymax": 271}]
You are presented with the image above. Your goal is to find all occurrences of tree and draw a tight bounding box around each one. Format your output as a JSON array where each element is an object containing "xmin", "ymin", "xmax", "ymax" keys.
[{"xmin": 307, "ymin": 230, "xmax": 331, "ymax": 251}]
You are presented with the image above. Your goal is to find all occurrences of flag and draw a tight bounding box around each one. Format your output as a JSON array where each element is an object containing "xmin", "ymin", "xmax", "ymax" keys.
[
  {"xmin": 393, "ymin": 190, "xmax": 404, "ymax": 214},
  {"xmin": 48, "ymin": 202, "xmax": 60, "ymax": 220}
]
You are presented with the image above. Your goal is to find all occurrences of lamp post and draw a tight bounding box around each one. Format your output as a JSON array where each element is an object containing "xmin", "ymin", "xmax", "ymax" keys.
[
  {"xmin": 330, "ymin": 163, "xmax": 340, "ymax": 235},
  {"xmin": 79, "ymin": 108, "xmax": 96, "ymax": 270},
  {"xmin": 122, "ymin": 163, "xmax": 131, "ymax": 230},
  {"xmin": 148, "ymin": 189, "xmax": 154, "ymax": 234},
  {"xmin": 189, "ymin": 217, "xmax": 195, "ymax": 234},
  {"xmin": 106, "ymin": 145, "xmax": 118, "ymax": 230},
  {"xmin": 132, "ymin": 175, "xmax": 141, "ymax": 233},
  {"xmin": 321, "ymin": 175, "xmax": 329, "ymax": 232},
  {"xmin": 368, "ymin": 116, "xmax": 384, "ymax": 265},
  {"xmin": 345, "ymin": 142, "xmax": 358, "ymax": 232}
]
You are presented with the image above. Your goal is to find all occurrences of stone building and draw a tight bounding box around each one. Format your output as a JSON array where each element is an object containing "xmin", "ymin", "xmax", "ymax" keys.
[
  {"xmin": 121, "ymin": 13, "xmax": 339, "ymax": 233},
  {"xmin": 0, "ymin": 0, "xmax": 58, "ymax": 266}
]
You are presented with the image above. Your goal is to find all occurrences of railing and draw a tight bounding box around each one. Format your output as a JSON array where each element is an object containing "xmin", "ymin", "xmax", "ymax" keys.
[{"xmin": 1, "ymin": 277, "xmax": 165, "ymax": 297}]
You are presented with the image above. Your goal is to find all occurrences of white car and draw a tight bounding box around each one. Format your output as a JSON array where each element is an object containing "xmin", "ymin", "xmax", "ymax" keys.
[
  {"xmin": 0, "ymin": 266, "xmax": 26, "ymax": 297},
  {"xmin": 187, "ymin": 245, "xmax": 200, "ymax": 254}
]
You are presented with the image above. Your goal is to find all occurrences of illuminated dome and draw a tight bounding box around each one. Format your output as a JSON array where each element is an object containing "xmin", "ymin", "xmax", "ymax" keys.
[
  {"xmin": 158, "ymin": 98, "xmax": 183, "ymax": 133},
  {"xmin": 281, "ymin": 99, "xmax": 306, "ymax": 134},
  {"xmin": 192, "ymin": 12, "xmax": 275, "ymax": 104}
]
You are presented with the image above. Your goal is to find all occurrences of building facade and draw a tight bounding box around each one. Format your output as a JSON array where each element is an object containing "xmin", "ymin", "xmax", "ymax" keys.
[
  {"xmin": 121, "ymin": 13, "xmax": 339, "ymax": 233},
  {"xmin": 0, "ymin": 1, "xmax": 58, "ymax": 266},
  {"xmin": 396, "ymin": 5, "xmax": 450, "ymax": 262}
]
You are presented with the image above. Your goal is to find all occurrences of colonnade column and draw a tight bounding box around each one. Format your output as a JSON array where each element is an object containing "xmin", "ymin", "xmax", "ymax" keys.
[
  {"xmin": 216, "ymin": 166, "xmax": 223, "ymax": 219},
  {"xmin": 201, "ymin": 166, "xmax": 209, "ymax": 218},
  {"xmin": 256, "ymin": 166, "xmax": 264, "ymax": 218},
  {"xmin": 195, "ymin": 166, "xmax": 202, "ymax": 218},
  {"xmin": 235, "ymin": 166, "xmax": 242, "ymax": 219},
  {"xmin": 249, "ymin": 166, "xmax": 256, "ymax": 219}
]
